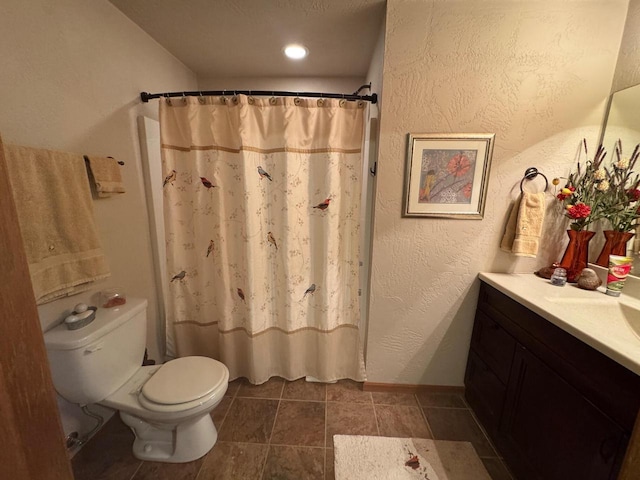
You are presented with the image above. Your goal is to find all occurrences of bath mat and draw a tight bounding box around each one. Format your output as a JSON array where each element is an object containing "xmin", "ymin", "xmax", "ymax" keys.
[{"xmin": 333, "ymin": 435, "xmax": 492, "ymax": 480}]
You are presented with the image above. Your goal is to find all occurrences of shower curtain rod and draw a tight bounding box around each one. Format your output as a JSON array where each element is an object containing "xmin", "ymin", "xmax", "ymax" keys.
[{"xmin": 140, "ymin": 87, "xmax": 377, "ymax": 104}]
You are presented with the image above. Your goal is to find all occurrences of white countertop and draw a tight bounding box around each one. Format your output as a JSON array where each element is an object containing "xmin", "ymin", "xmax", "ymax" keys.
[{"xmin": 479, "ymin": 272, "xmax": 640, "ymax": 376}]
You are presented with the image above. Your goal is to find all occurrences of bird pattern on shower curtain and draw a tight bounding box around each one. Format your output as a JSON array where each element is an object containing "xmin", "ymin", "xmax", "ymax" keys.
[{"xmin": 165, "ymin": 166, "xmax": 338, "ymax": 302}]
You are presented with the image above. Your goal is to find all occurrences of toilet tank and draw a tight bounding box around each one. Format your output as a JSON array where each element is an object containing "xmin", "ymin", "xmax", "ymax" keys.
[{"xmin": 43, "ymin": 298, "xmax": 148, "ymax": 405}]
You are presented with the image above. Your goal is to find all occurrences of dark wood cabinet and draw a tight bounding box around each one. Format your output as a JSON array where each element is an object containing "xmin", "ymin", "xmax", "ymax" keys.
[{"xmin": 465, "ymin": 282, "xmax": 640, "ymax": 480}]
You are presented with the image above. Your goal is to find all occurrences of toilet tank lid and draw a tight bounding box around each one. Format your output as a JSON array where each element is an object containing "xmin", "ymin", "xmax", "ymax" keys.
[{"xmin": 43, "ymin": 298, "xmax": 147, "ymax": 350}]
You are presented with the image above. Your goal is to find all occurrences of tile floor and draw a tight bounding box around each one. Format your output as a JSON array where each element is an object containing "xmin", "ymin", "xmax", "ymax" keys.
[{"xmin": 72, "ymin": 378, "xmax": 514, "ymax": 480}]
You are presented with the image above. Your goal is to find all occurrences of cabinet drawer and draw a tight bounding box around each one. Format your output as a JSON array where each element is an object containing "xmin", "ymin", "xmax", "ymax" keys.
[
  {"xmin": 471, "ymin": 310, "xmax": 516, "ymax": 384},
  {"xmin": 464, "ymin": 349, "xmax": 507, "ymax": 435}
]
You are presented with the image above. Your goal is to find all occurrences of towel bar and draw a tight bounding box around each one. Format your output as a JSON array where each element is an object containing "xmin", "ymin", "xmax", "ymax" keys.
[{"xmin": 520, "ymin": 167, "xmax": 548, "ymax": 193}]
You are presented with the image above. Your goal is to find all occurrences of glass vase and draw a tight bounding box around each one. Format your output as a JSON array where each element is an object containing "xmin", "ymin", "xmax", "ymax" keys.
[
  {"xmin": 558, "ymin": 230, "xmax": 596, "ymax": 283},
  {"xmin": 594, "ymin": 230, "xmax": 635, "ymax": 267}
]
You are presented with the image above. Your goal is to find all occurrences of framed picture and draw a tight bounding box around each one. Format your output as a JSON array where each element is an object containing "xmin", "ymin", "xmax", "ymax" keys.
[{"xmin": 403, "ymin": 133, "xmax": 495, "ymax": 219}]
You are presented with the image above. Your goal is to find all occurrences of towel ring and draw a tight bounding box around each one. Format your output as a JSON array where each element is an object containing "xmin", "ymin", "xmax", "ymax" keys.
[{"xmin": 520, "ymin": 167, "xmax": 548, "ymax": 193}]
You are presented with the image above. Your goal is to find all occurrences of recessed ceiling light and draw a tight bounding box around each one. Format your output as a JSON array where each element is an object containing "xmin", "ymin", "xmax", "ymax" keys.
[{"xmin": 284, "ymin": 44, "xmax": 308, "ymax": 60}]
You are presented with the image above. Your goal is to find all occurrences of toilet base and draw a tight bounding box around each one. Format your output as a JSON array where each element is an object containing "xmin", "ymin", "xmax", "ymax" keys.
[{"xmin": 120, "ymin": 411, "xmax": 217, "ymax": 463}]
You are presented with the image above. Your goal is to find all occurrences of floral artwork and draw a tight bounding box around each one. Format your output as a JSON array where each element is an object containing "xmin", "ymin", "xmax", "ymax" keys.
[
  {"xmin": 404, "ymin": 134, "xmax": 494, "ymax": 219},
  {"xmin": 418, "ymin": 149, "xmax": 477, "ymax": 204}
]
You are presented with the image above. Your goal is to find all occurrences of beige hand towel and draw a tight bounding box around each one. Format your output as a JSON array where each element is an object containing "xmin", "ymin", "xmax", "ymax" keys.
[
  {"xmin": 500, "ymin": 196, "xmax": 521, "ymax": 253},
  {"xmin": 84, "ymin": 155, "xmax": 125, "ymax": 198},
  {"xmin": 501, "ymin": 192, "xmax": 546, "ymax": 258},
  {"xmin": 5, "ymin": 144, "xmax": 110, "ymax": 304}
]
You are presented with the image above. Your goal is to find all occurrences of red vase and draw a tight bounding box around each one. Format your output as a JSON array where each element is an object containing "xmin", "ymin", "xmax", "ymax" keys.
[
  {"xmin": 594, "ymin": 230, "xmax": 635, "ymax": 267},
  {"xmin": 558, "ymin": 230, "xmax": 596, "ymax": 283}
]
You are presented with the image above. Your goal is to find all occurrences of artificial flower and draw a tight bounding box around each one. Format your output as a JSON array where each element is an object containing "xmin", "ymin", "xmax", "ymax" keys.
[
  {"xmin": 614, "ymin": 157, "xmax": 630, "ymax": 170},
  {"xmin": 556, "ymin": 186, "xmax": 575, "ymax": 201},
  {"xmin": 596, "ymin": 180, "xmax": 610, "ymax": 192},
  {"xmin": 628, "ymin": 188, "xmax": 640, "ymax": 202},
  {"xmin": 556, "ymin": 140, "xmax": 607, "ymax": 231},
  {"xmin": 598, "ymin": 140, "xmax": 640, "ymax": 232},
  {"xmin": 566, "ymin": 203, "xmax": 591, "ymax": 219}
]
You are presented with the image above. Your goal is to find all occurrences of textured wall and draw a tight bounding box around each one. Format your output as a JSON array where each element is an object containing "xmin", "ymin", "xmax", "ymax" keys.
[
  {"xmin": 366, "ymin": 16, "xmax": 386, "ymax": 108},
  {"xmin": 612, "ymin": 0, "xmax": 640, "ymax": 92},
  {"xmin": 0, "ymin": 0, "xmax": 196, "ymax": 439},
  {"xmin": 366, "ymin": 0, "xmax": 628, "ymax": 385}
]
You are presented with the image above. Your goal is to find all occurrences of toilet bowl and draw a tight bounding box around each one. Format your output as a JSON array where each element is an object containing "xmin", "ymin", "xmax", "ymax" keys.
[
  {"xmin": 101, "ymin": 357, "xmax": 229, "ymax": 462},
  {"xmin": 43, "ymin": 298, "xmax": 229, "ymax": 463}
]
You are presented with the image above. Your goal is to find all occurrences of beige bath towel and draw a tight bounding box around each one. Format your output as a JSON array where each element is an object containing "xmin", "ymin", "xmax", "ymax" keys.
[
  {"xmin": 500, "ymin": 192, "xmax": 546, "ymax": 258},
  {"xmin": 5, "ymin": 144, "xmax": 110, "ymax": 304},
  {"xmin": 84, "ymin": 155, "xmax": 125, "ymax": 198}
]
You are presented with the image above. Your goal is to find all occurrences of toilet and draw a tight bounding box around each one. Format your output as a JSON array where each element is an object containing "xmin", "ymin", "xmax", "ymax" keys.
[{"xmin": 43, "ymin": 298, "xmax": 229, "ymax": 463}]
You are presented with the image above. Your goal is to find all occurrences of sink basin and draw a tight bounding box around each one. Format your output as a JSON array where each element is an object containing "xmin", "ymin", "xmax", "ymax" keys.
[
  {"xmin": 620, "ymin": 303, "xmax": 640, "ymax": 338},
  {"xmin": 544, "ymin": 296, "xmax": 640, "ymax": 339}
]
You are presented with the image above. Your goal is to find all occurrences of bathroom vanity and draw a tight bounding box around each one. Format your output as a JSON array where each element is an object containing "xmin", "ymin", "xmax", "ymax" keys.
[{"xmin": 465, "ymin": 273, "xmax": 640, "ymax": 480}]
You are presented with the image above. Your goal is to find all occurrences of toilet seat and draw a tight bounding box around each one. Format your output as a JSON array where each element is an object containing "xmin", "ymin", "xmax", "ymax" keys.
[{"xmin": 139, "ymin": 357, "xmax": 228, "ymax": 413}]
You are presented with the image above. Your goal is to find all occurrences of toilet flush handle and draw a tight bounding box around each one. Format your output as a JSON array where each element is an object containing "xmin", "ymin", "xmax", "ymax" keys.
[{"xmin": 84, "ymin": 344, "xmax": 103, "ymax": 354}]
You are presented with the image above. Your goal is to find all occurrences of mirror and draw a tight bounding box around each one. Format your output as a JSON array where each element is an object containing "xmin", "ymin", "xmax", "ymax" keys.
[
  {"xmin": 601, "ymin": 84, "xmax": 640, "ymax": 152},
  {"xmin": 597, "ymin": 83, "xmax": 640, "ymax": 273}
]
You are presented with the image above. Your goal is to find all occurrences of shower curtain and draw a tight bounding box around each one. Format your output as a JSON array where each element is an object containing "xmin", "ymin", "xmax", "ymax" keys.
[{"xmin": 159, "ymin": 94, "xmax": 366, "ymax": 383}]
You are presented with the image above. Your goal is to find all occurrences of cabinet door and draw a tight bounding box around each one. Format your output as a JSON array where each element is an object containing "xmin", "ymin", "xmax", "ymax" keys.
[
  {"xmin": 464, "ymin": 349, "xmax": 507, "ymax": 436},
  {"xmin": 501, "ymin": 346, "xmax": 626, "ymax": 480}
]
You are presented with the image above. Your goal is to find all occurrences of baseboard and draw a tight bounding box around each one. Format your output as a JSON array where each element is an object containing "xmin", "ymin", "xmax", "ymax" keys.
[{"xmin": 363, "ymin": 382, "xmax": 465, "ymax": 394}]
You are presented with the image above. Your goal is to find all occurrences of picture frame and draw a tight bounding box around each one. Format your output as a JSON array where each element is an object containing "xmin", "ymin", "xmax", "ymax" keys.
[{"xmin": 403, "ymin": 133, "xmax": 495, "ymax": 219}]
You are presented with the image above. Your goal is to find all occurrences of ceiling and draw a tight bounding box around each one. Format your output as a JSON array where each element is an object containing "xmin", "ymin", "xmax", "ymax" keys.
[{"xmin": 108, "ymin": 0, "xmax": 386, "ymax": 79}]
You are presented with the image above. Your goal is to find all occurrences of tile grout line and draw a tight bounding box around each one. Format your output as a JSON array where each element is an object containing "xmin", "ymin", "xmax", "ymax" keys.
[
  {"xmin": 195, "ymin": 391, "xmax": 239, "ymax": 480},
  {"xmin": 415, "ymin": 395, "xmax": 435, "ymax": 439},
  {"xmin": 415, "ymin": 405, "xmax": 470, "ymax": 410},
  {"xmin": 258, "ymin": 380, "xmax": 285, "ymax": 480},
  {"xmin": 216, "ymin": 394, "xmax": 235, "ymax": 434},
  {"xmin": 466, "ymin": 405, "xmax": 500, "ymax": 458},
  {"xmin": 268, "ymin": 442, "xmax": 327, "ymax": 448},
  {"xmin": 324, "ymin": 382, "xmax": 328, "ymax": 480},
  {"xmin": 127, "ymin": 461, "xmax": 143, "ymax": 480},
  {"xmin": 371, "ymin": 402, "xmax": 381, "ymax": 436}
]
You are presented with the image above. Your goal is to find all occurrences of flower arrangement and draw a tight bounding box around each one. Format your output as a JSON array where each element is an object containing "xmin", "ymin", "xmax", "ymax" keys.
[
  {"xmin": 556, "ymin": 140, "xmax": 607, "ymax": 231},
  {"xmin": 599, "ymin": 140, "xmax": 640, "ymax": 232}
]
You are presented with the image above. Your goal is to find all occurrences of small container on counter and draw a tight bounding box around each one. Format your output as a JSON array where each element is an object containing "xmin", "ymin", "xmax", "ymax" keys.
[
  {"xmin": 100, "ymin": 288, "xmax": 127, "ymax": 308},
  {"xmin": 606, "ymin": 255, "xmax": 633, "ymax": 296},
  {"xmin": 550, "ymin": 267, "xmax": 567, "ymax": 286},
  {"xmin": 64, "ymin": 303, "xmax": 97, "ymax": 330}
]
